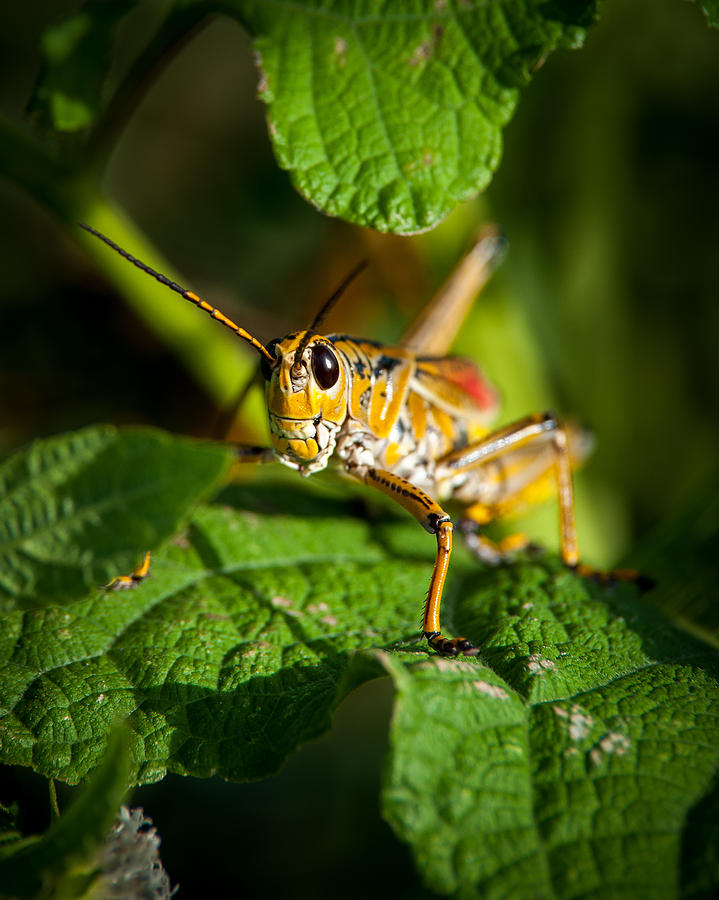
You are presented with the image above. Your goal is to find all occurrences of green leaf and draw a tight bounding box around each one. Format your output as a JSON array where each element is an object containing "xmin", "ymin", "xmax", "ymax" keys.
[
  {"xmin": 0, "ymin": 430, "xmax": 717, "ymax": 895},
  {"xmin": 0, "ymin": 729, "xmax": 129, "ymax": 899},
  {"xmin": 29, "ymin": 1, "xmax": 139, "ymax": 134},
  {"xmin": 380, "ymin": 567, "xmax": 719, "ymax": 898},
  {"xmin": 695, "ymin": 0, "xmax": 719, "ymax": 27},
  {"xmin": 29, "ymin": 0, "xmax": 597, "ymax": 231},
  {"xmin": 0, "ymin": 494, "xmax": 415, "ymax": 785},
  {"xmin": 237, "ymin": 0, "xmax": 597, "ymax": 232},
  {"xmin": 0, "ymin": 426, "xmax": 232, "ymax": 611}
]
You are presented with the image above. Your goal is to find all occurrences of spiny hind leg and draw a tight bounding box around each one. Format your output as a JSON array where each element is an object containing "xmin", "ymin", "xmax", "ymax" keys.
[
  {"xmin": 440, "ymin": 414, "xmax": 650, "ymax": 588},
  {"xmin": 352, "ymin": 465, "xmax": 479, "ymax": 657},
  {"xmin": 438, "ymin": 412, "xmax": 581, "ymax": 566}
]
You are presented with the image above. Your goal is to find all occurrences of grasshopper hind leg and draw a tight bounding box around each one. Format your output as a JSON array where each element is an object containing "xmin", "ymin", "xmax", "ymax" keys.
[
  {"xmin": 438, "ymin": 412, "xmax": 582, "ymax": 567},
  {"xmin": 459, "ymin": 511, "xmax": 538, "ymax": 566},
  {"xmin": 441, "ymin": 414, "xmax": 651, "ymax": 589}
]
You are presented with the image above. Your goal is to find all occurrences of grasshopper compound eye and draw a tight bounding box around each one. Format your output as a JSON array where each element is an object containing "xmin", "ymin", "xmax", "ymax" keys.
[{"xmin": 311, "ymin": 344, "xmax": 340, "ymax": 389}]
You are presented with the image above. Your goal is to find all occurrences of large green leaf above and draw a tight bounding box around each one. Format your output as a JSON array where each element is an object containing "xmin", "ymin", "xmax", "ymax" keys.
[
  {"xmin": 22, "ymin": 0, "xmax": 719, "ymax": 233},
  {"xmin": 238, "ymin": 0, "xmax": 597, "ymax": 232},
  {"xmin": 28, "ymin": 0, "xmax": 598, "ymax": 233}
]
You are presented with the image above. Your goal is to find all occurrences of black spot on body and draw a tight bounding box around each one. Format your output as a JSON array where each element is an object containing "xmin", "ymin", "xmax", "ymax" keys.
[{"xmin": 373, "ymin": 355, "xmax": 401, "ymax": 378}]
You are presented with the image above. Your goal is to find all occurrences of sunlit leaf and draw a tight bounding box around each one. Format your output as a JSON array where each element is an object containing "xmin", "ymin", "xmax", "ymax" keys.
[
  {"xmin": 31, "ymin": 0, "xmax": 598, "ymax": 231},
  {"xmin": 0, "ymin": 427, "xmax": 717, "ymax": 898},
  {"xmin": 238, "ymin": 0, "xmax": 597, "ymax": 232}
]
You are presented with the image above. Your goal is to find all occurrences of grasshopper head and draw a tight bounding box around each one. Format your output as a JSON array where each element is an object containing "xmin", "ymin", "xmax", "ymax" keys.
[
  {"xmin": 76, "ymin": 224, "xmax": 362, "ymax": 478},
  {"xmin": 261, "ymin": 331, "xmax": 348, "ymax": 475}
]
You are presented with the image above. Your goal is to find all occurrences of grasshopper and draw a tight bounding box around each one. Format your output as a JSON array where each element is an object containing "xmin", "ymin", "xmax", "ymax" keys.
[{"xmin": 80, "ymin": 223, "xmax": 594, "ymax": 657}]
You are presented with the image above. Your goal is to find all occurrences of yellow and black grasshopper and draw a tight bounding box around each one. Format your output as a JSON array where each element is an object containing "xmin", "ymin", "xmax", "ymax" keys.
[{"xmin": 80, "ymin": 223, "xmax": 598, "ymax": 657}]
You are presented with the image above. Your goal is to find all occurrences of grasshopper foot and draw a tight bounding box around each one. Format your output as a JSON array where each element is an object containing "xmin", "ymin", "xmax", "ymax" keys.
[
  {"xmin": 425, "ymin": 631, "xmax": 480, "ymax": 658},
  {"xmin": 569, "ymin": 562, "xmax": 656, "ymax": 592},
  {"xmin": 106, "ymin": 552, "xmax": 151, "ymax": 591}
]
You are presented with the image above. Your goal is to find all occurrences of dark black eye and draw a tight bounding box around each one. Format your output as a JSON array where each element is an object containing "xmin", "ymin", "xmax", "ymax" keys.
[
  {"xmin": 311, "ymin": 344, "xmax": 340, "ymax": 389},
  {"xmin": 260, "ymin": 338, "xmax": 280, "ymax": 381}
]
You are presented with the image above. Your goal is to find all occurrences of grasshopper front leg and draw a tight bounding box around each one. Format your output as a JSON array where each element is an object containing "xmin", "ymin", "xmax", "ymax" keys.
[
  {"xmin": 106, "ymin": 550, "xmax": 152, "ymax": 590},
  {"xmin": 351, "ymin": 465, "xmax": 479, "ymax": 657}
]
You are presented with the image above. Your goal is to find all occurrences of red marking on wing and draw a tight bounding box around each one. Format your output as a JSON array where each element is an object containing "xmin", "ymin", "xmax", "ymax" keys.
[
  {"xmin": 416, "ymin": 357, "xmax": 499, "ymax": 420},
  {"xmin": 446, "ymin": 364, "xmax": 498, "ymax": 411}
]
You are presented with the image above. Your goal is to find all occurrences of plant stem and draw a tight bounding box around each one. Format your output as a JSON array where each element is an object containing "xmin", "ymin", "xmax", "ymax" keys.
[
  {"xmin": 86, "ymin": 7, "xmax": 214, "ymax": 173},
  {"xmin": 48, "ymin": 779, "xmax": 60, "ymax": 821},
  {"xmin": 74, "ymin": 194, "xmax": 262, "ymax": 415},
  {"xmin": 0, "ymin": 125, "xmax": 265, "ymax": 437}
]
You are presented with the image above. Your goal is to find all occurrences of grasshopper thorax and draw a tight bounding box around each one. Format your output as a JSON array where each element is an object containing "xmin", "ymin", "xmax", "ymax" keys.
[{"xmin": 261, "ymin": 331, "xmax": 348, "ymax": 475}]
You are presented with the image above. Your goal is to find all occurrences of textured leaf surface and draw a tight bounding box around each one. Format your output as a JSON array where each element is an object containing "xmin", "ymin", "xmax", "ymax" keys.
[
  {"xmin": 0, "ymin": 430, "xmax": 717, "ymax": 897},
  {"xmin": 239, "ymin": 0, "xmax": 596, "ymax": 232},
  {"xmin": 0, "ymin": 427, "xmax": 231, "ymax": 611},
  {"xmin": 0, "ymin": 492, "xmax": 424, "ymax": 785},
  {"xmin": 380, "ymin": 566, "xmax": 719, "ymax": 898}
]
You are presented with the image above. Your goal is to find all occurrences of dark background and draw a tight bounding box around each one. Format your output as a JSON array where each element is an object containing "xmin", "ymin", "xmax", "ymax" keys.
[{"xmin": 1, "ymin": 1, "xmax": 718, "ymax": 896}]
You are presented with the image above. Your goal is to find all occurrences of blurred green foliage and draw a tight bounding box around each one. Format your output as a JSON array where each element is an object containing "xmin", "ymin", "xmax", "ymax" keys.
[{"xmin": 0, "ymin": 731, "xmax": 129, "ymax": 899}]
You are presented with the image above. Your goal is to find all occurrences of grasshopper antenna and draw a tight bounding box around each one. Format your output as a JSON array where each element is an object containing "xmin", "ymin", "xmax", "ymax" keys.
[
  {"xmin": 292, "ymin": 259, "xmax": 368, "ymax": 371},
  {"xmin": 78, "ymin": 223, "xmax": 275, "ymax": 365}
]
